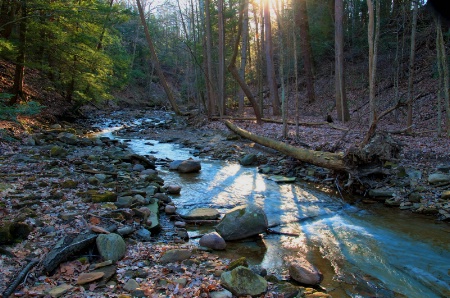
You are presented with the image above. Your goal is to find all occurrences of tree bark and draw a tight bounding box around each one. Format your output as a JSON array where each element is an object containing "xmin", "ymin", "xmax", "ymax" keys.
[
  {"xmin": 406, "ymin": 0, "xmax": 417, "ymax": 133},
  {"xmin": 335, "ymin": 0, "xmax": 350, "ymax": 122},
  {"xmin": 238, "ymin": 0, "xmax": 249, "ymax": 114},
  {"xmin": 11, "ymin": 0, "xmax": 27, "ymax": 105},
  {"xmin": 204, "ymin": 0, "xmax": 217, "ymax": 117},
  {"xmin": 136, "ymin": 0, "xmax": 181, "ymax": 115},
  {"xmin": 263, "ymin": 0, "xmax": 281, "ymax": 116},
  {"xmin": 217, "ymin": 0, "xmax": 225, "ymax": 116},
  {"xmin": 227, "ymin": 0, "xmax": 262, "ymax": 124},
  {"xmin": 225, "ymin": 121, "xmax": 346, "ymax": 171},
  {"xmin": 296, "ymin": 0, "xmax": 315, "ymax": 103},
  {"xmin": 364, "ymin": 0, "xmax": 380, "ymax": 145}
]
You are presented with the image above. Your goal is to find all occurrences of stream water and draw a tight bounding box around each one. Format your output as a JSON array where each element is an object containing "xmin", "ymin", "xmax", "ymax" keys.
[{"xmin": 94, "ymin": 115, "xmax": 450, "ymax": 298}]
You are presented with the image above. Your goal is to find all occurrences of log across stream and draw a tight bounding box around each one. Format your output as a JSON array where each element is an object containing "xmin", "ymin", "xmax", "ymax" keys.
[{"xmin": 95, "ymin": 115, "xmax": 450, "ymax": 298}]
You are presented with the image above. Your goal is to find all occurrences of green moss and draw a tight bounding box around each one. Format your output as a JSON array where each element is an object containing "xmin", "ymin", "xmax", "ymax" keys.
[
  {"xmin": 228, "ymin": 257, "xmax": 248, "ymax": 271},
  {"xmin": 91, "ymin": 191, "xmax": 117, "ymax": 203}
]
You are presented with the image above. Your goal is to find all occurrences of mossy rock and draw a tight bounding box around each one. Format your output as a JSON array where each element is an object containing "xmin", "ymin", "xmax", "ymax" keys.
[
  {"xmin": 61, "ymin": 180, "xmax": 79, "ymax": 188},
  {"xmin": 91, "ymin": 191, "xmax": 117, "ymax": 203},
  {"xmin": 228, "ymin": 257, "xmax": 248, "ymax": 271},
  {"xmin": 50, "ymin": 146, "xmax": 67, "ymax": 157},
  {"xmin": 0, "ymin": 221, "xmax": 33, "ymax": 244}
]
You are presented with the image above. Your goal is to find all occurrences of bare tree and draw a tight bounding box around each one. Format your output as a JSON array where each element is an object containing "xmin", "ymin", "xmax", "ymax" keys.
[
  {"xmin": 406, "ymin": 0, "xmax": 418, "ymax": 133},
  {"xmin": 364, "ymin": 0, "xmax": 380, "ymax": 144},
  {"xmin": 136, "ymin": 0, "xmax": 181, "ymax": 115},
  {"xmin": 295, "ymin": 0, "xmax": 315, "ymax": 103},
  {"xmin": 263, "ymin": 0, "xmax": 281, "ymax": 115},
  {"xmin": 217, "ymin": 0, "xmax": 225, "ymax": 116},
  {"xmin": 238, "ymin": 0, "xmax": 249, "ymax": 115},
  {"xmin": 335, "ymin": 0, "xmax": 350, "ymax": 121}
]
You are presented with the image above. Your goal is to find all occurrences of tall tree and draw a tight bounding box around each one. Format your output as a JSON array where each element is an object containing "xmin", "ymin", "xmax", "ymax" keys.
[
  {"xmin": 364, "ymin": 0, "xmax": 380, "ymax": 144},
  {"xmin": 435, "ymin": 15, "xmax": 450, "ymax": 136},
  {"xmin": 295, "ymin": 0, "xmax": 315, "ymax": 103},
  {"xmin": 263, "ymin": 0, "xmax": 281, "ymax": 116},
  {"xmin": 227, "ymin": 0, "xmax": 262, "ymax": 123},
  {"xmin": 406, "ymin": 0, "xmax": 418, "ymax": 133},
  {"xmin": 334, "ymin": 0, "xmax": 350, "ymax": 121},
  {"xmin": 11, "ymin": 0, "xmax": 27, "ymax": 105},
  {"xmin": 136, "ymin": 0, "xmax": 181, "ymax": 115},
  {"xmin": 217, "ymin": 0, "xmax": 225, "ymax": 116},
  {"xmin": 204, "ymin": 0, "xmax": 217, "ymax": 117},
  {"xmin": 237, "ymin": 0, "xmax": 249, "ymax": 114}
]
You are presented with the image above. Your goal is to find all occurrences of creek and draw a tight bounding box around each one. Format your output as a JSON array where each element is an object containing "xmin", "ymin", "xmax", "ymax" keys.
[{"xmin": 93, "ymin": 114, "xmax": 450, "ymax": 298}]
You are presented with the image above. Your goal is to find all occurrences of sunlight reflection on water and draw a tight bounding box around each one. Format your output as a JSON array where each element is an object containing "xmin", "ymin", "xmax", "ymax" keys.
[{"xmin": 95, "ymin": 117, "xmax": 450, "ymax": 298}]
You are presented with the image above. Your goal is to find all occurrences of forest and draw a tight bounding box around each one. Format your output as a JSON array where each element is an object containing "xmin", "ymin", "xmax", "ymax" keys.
[{"xmin": 1, "ymin": 0, "xmax": 450, "ymax": 297}]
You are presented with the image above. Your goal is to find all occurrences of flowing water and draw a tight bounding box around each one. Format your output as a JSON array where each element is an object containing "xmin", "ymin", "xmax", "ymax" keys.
[{"xmin": 93, "ymin": 115, "xmax": 450, "ymax": 298}]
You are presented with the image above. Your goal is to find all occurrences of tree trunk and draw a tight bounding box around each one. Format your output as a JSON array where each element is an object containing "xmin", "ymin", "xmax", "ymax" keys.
[
  {"xmin": 136, "ymin": 0, "xmax": 181, "ymax": 115},
  {"xmin": 263, "ymin": 0, "xmax": 281, "ymax": 116},
  {"xmin": 225, "ymin": 121, "xmax": 346, "ymax": 171},
  {"xmin": 435, "ymin": 15, "xmax": 450, "ymax": 136},
  {"xmin": 217, "ymin": 0, "xmax": 225, "ymax": 116},
  {"xmin": 335, "ymin": 0, "xmax": 350, "ymax": 122},
  {"xmin": 11, "ymin": 0, "xmax": 27, "ymax": 105},
  {"xmin": 406, "ymin": 0, "xmax": 418, "ymax": 133},
  {"xmin": 204, "ymin": 0, "xmax": 217, "ymax": 117},
  {"xmin": 296, "ymin": 0, "xmax": 315, "ymax": 103},
  {"xmin": 227, "ymin": 0, "xmax": 262, "ymax": 124},
  {"xmin": 238, "ymin": 0, "xmax": 249, "ymax": 114},
  {"xmin": 364, "ymin": 0, "xmax": 380, "ymax": 145}
]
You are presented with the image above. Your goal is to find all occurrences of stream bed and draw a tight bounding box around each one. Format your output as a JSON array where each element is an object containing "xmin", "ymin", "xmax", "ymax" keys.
[{"xmin": 94, "ymin": 115, "xmax": 450, "ymax": 298}]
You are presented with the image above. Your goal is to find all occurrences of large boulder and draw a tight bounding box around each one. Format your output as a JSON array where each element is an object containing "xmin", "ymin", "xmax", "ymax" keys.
[
  {"xmin": 288, "ymin": 258, "xmax": 323, "ymax": 286},
  {"xmin": 96, "ymin": 233, "xmax": 126, "ymax": 262},
  {"xmin": 178, "ymin": 160, "xmax": 201, "ymax": 173},
  {"xmin": 199, "ymin": 232, "xmax": 226, "ymax": 250},
  {"xmin": 220, "ymin": 266, "xmax": 267, "ymax": 296},
  {"xmin": 215, "ymin": 205, "xmax": 268, "ymax": 241}
]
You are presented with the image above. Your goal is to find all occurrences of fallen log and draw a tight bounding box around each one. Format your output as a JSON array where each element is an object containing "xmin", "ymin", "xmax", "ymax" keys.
[{"xmin": 225, "ymin": 121, "xmax": 347, "ymax": 171}]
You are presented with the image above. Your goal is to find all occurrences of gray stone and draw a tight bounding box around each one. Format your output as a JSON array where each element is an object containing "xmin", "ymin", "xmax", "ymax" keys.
[
  {"xmin": 133, "ymin": 164, "xmax": 145, "ymax": 172},
  {"xmin": 178, "ymin": 160, "xmax": 201, "ymax": 173},
  {"xmin": 216, "ymin": 204, "xmax": 268, "ymax": 241},
  {"xmin": 47, "ymin": 283, "xmax": 73, "ymax": 298},
  {"xmin": 368, "ymin": 188, "xmax": 395, "ymax": 197},
  {"xmin": 288, "ymin": 258, "xmax": 323, "ymax": 286},
  {"xmin": 154, "ymin": 193, "xmax": 171, "ymax": 203},
  {"xmin": 210, "ymin": 290, "xmax": 233, "ymax": 298},
  {"xmin": 123, "ymin": 279, "xmax": 140, "ymax": 292},
  {"xmin": 180, "ymin": 208, "xmax": 220, "ymax": 220},
  {"xmin": 166, "ymin": 185, "xmax": 181, "ymax": 195},
  {"xmin": 169, "ymin": 160, "xmax": 183, "ymax": 170},
  {"xmin": 428, "ymin": 173, "xmax": 450, "ymax": 184},
  {"xmin": 159, "ymin": 249, "xmax": 192, "ymax": 264},
  {"xmin": 199, "ymin": 232, "xmax": 226, "ymax": 250},
  {"xmin": 220, "ymin": 266, "xmax": 267, "ymax": 296},
  {"xmin": 57, "ymin": 132, "xmax": 78, "ymax": 145},
  {"xmin": 94, "ymin": 173, "xmax": 107, "ymax": 182},
  {"xmin": 96, "ymin": 233, "xmax": 126, "ymax": 262},
  {"xmin": 115, "ymin": 196, "xmax": 135, "ymax": 208},
  {"xmin": 165, "ymin": 205, "xmax": 177, "ymax": 214},
  {"xmin": 239, "ymin": 154, "xmax": 258, "ymax": 166},
  {"xmin": 135, "ymin": 228, "xmax": 152, "ymax": 241}
]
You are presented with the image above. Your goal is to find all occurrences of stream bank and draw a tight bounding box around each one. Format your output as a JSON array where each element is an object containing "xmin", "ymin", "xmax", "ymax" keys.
[{"xmin": 0, "ymin": 108, "xmax": 449, "ymax": 298}]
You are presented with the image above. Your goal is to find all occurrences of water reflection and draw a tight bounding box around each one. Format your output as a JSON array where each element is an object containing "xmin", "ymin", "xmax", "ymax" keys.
[{"xmin": 95, "ymin": 118, "xmax": 450, "ymax": 297}]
